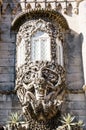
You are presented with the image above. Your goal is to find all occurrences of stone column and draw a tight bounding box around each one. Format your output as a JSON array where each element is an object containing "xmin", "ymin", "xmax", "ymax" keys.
[{"xmin": 79, "ymin": 0, "xmax": 86, "ymax": 91}]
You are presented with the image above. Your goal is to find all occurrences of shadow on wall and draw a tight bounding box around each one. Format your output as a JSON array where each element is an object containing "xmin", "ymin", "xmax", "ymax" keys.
[
  {"xmin": 0, "ymin": 125, "xmax": 4, "ymax": 130},
  {"xmin": 66, "ymin": 30, "xmax": 84, "ymax": 90}
]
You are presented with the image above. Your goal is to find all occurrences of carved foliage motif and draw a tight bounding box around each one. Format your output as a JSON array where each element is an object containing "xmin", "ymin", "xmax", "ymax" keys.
[
  {"xmin": 16, "ymin": 19, "xmax": 59, "ymax": 66},
  {"xmin": 16, "ymin": 19, "xmax": 66, "ymax": 122}
]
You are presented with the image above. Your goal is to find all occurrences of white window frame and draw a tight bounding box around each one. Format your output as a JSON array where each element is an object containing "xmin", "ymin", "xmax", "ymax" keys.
[{"xmin": 56, "ymin": 38, "xmax": 63, "ymax": 66}]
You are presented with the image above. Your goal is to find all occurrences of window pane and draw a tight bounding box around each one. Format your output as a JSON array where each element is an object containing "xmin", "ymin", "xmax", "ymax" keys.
[
  {"xmin": 31, "ymin": 38, "xmax": 41, "ymax": 61},
  {"xmin": 31, "ymin": 31, "xmax": 51, "ymax": 62},
  {"xmin": 41, "ymin": 38, "xmax": 51, "ymax": 61},
  {"xmin": 17, "ymin": 38, "xmax": 25, "ymax": 67}
]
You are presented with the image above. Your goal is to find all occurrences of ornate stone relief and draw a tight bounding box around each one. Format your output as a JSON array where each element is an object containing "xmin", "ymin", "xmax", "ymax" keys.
[{"xmin": 16, "ymin": 19, "xmax": 66, "ymax": 122}]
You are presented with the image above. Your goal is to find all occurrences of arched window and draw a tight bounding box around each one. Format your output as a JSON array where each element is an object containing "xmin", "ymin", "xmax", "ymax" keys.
[
  {"xmin": 17, "ymin": 38, "xmax": 25, "ymax": 67},
  {"xmin": 31, "ymin": 30, "xmax": 51, "ymax": 62},
  {"xmin": 56, "ymin": 38, "xmax": 63, "ymax": 66}
]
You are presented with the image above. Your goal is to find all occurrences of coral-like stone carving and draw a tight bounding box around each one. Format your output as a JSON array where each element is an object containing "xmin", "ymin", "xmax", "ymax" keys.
[
  {"xmin": 16, "ymin": 19, "xmax": 66, "ymax": 122},
  {"xmin": 16, "ymin": 62, "xmax": 65, "ymax": 121}
]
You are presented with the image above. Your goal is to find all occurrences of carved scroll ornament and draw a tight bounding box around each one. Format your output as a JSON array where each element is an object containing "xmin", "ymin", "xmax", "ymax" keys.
[
  {"xmin": 16, "ymin": 62, "xmax": 65, "ymax": 121},
  {"xmin": 16, "ymin": 19, "xmax": 66, "ymax": 122}
]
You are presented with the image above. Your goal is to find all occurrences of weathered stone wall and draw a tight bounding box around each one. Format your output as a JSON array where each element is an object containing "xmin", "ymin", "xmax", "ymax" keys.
[
  {"xmin": 0, "ymin": 0, "xmax": 86, "ymax": 128},
  {"xmin": 60, "ymin": 24, "xmax": 86, "ymax": 127},
  {"xmin": 0, "ymin": 95, "xmax": 21, "ymax": 124},
  {"xmin": 0, "ymin": 1, "xmax": 22, "ymax": 125},
  {"xmin": 66, "ymin": 32, "xmax": 84, "ymax": 90},
  {"xmin": 63, "ymin": 13, "xmax": 86, "ymax": 127}
]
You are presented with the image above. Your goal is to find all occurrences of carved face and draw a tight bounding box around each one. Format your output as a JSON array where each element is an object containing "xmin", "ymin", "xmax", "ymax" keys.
[{"xmin": 16, "ymin": 62, "xmax": 65, "ymax": 121}]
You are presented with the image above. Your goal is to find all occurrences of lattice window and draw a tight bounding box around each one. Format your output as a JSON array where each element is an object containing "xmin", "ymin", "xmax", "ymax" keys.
[
  {"xmin": 31, "ymin": 31, "xmax": 51, "ymax": 62},
  {"xmin": 17, "ymin": 38, "xmax": 25, "ymax": 67}
]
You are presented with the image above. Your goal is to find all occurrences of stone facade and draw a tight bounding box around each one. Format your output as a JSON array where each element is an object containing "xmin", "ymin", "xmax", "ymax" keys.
[
  {"xmin": 0, "ymin": 0, "xmax": 86, "ymax": 129},
  {"xmin": 0, "ymin": 0, "xmax": 21, "ymax": 124}
]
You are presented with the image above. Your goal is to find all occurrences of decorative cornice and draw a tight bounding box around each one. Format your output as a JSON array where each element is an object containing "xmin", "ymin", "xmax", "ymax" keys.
[
  {"xmin": 0, "ymin": 0, "xmax": 79, "ymax": 16},
  {"xmin": 11, "ymin": 9, "xmax": 69, "ymax": 32}
]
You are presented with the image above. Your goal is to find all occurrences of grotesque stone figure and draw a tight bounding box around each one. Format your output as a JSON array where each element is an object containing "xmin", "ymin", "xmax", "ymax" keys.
[
  {"xmin": 16, "ymin": 19, "xmax": 66, "ymax": 123},
  {"xmin": 16, "ymin": 62, "xmax": 65, "ymax": 122}
]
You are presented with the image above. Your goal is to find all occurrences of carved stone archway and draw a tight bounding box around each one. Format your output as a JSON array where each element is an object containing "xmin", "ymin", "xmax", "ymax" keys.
[{"xmin": 11, "ymin": 9, "xmax": 69, "ymax": 32}]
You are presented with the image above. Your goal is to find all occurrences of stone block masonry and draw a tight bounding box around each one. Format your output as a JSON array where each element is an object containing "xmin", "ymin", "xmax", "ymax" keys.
[
  {"xmin": 0, "ymin": 95, "xmax": 21, "ymax": 125},
  {"xmin": 0, "ymin": 0, "xmax": 22, "ymax": 125}
]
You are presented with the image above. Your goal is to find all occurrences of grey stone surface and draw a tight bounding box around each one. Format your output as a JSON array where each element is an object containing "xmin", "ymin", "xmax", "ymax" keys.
[
  {"xmin": 0, "ymin": 95, "xmax": 21, "ymax": 125},
  {"xmin": 0, "ymin": 67, "xmax": 14, "ymax": 74},
  {"xmin": 0, "ymin": 59, "xmax": 15, "ymax": 66},
  {"xmin": 0, "ymin": 2, "xmax": 20, "ymax": 125},
  {"xmin": 0, "ymin": 42, "xmax": 15, "ymax": 51},
  {"xmin": 70, "ymin": 110, "xmax": 86, "ymax": 116},
  {"xmin": 65, "ymin": 93, "xmax": 86, "ymax": 121},
  {"xmin": 67, "ymin": 81, "xmax": 83, "ymax": 89},
  {"xmin": 0, "ymin": 82, "xmax": 14, "ymax": 90},
  {"xmin": 0, "ymin": 50, "xmax": 15, "ymax": 59},
  {"xmin": 0, "ymin": 74, "xmax": 14, "ymax": 82},
  {"xmin": 66, "ymin": 33, "xmax": 84, "ymax": 89},
  {"xmin": 67, "ymin": 101, "xmax": 86, "ymax": 110},
  {"xmin": 67, "ymin": 94, "xmax": 86, "ymax": 101}
]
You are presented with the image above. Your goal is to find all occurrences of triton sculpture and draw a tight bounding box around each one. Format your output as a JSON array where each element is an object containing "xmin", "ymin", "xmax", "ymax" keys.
[{"xmin": 16, "ymin": 18, "xmax": 66, "ymax": 130}]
